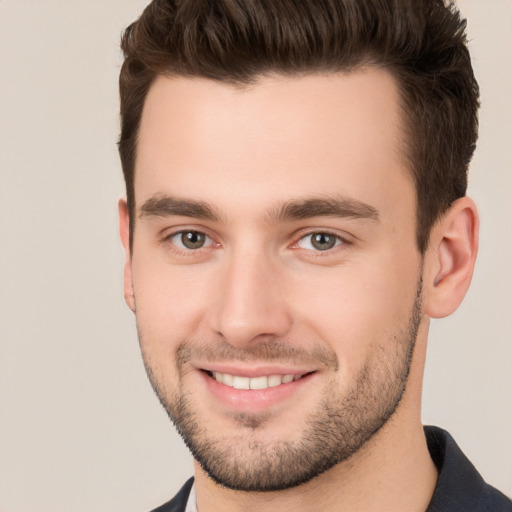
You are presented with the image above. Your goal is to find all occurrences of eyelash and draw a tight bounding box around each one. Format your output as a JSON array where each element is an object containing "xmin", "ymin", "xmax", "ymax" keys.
[
  {"xmin": 162, "ymin": 229, "xmax": 349, "ymax": 255},
  {"xmin": 293, "ymin": 231, "xmax": 347, "ymax": 253},
  {"xmin": 165, "ymin": 230, "xmax": 216, "ymax": 253}
]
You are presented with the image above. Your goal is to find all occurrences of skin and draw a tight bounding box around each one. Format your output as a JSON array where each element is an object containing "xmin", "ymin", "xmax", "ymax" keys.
[{"xmin": 119, "ymin": 69, "xmax": 479, "ymax": 512}]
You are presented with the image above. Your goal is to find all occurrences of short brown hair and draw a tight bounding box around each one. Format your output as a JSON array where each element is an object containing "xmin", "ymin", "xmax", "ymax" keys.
[{"xmin": 118, "ymin": 0, "xmax": 479, "ymax": 253}]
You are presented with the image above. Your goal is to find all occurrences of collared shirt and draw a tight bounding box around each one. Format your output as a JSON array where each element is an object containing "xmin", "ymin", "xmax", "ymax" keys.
[
  {"xmin": 151, "ymin": 426, "xmax": 512, "ymax": 512},
  {"xmin": 184, "ymin": 484, "xmax": 197, "ymax": 512},
  {"xmin": 425, "ymin": 426, "xmax": 511, "ymax": 511}
]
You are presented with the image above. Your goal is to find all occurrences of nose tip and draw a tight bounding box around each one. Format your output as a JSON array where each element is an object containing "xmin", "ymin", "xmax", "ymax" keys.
[
  {"xmin": 212, "ymin": 286, "xmax": 293, "ymax": 347},
  {"xmin": 215, "ymin": 310, "xmax": 291, "ymax": 348}
]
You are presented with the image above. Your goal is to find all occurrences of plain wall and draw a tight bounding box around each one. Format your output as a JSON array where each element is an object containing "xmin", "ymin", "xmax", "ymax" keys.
[{"xmin": 0, "ymin": 1, "xmax": 510, "ymax": 510}]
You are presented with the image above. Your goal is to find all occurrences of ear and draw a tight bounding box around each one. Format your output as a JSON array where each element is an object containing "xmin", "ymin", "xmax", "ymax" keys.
[
  {"xmin": 423, "ymin": 197, "xmax": 479, "ymax": 318},
  {"xmin": 118, "ymin": 198, "xmax": 136, "ymax": 312}
]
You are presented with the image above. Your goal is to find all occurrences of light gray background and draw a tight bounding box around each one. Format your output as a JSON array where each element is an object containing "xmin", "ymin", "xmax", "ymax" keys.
[{"xmin": 0, "ymin": 1, "xmax": 510, "ymax": 511}]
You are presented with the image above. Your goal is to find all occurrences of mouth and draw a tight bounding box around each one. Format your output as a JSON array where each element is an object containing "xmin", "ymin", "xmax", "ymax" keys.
[
  {"xmin": 205, "ymin": 370, "xmax": 309, "ymax": 390},
  {"xmin": 197, "ymin": 365, "xmax": 318, "ymax": 412}
]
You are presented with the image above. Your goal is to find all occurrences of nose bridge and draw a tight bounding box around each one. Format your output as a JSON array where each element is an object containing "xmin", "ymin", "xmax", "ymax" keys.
[{"xmin": 211, "ymin": 242, "xmax": 291, "ymax": 346}]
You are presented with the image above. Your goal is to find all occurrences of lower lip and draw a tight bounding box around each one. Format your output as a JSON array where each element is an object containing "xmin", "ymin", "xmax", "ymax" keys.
[{"xmin": 200, "ymin": 371, "xmax": 315, "ymax": 413}]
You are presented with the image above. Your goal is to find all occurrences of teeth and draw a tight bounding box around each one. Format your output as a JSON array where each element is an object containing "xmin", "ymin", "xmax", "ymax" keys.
[
  {"xmin": 222, "ymin": 373, "xmax": 234, "ymax": 386},
  {"xmin": 268, "ymin": 375, "xmax": 282, "ymax": 387},
  {"xmin": 211, "ymin": 372, "xmax": 303, "ymax": 390},
  {"xmin": 232, "ymin": 376, "xmax": 250, "ymax": 390}
]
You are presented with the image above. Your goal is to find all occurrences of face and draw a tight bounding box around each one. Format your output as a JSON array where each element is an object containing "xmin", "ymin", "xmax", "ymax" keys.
[{"xmin": 123, "ymin": 70, "xmax": 425, "ymax": 491}]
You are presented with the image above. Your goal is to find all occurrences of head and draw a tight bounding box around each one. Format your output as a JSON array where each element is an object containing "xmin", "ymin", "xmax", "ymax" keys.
[{"xmin": 117, "ymin": 0, "xmax": 479, "ymax": 493}]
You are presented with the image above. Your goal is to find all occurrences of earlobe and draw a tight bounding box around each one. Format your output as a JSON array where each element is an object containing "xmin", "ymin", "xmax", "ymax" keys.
[
  {"xmin": 118, "ymin": 198, "xmax": 136, "ymax": 312},
  {"xmin": 423, "ymin": 197, "xmax": 479, "ymax": 319}
]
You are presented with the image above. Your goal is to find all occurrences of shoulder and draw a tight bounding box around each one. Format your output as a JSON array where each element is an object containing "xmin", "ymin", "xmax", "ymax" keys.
[
  {"xmin": 425, "ymin": 426, "xmax": 512, "ymax": 511},
  {"xmin": 149, "ymin": 478, "xmax": 194, "ymax": 512}
]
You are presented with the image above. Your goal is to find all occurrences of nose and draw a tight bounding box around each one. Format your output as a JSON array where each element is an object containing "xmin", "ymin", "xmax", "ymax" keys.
[{"xmin": 208, "ymin": 248, "xmax": 293, "ymax": 347}]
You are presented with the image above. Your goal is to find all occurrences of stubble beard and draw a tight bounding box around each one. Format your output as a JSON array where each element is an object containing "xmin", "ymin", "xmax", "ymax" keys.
[{"xmin": 138, "ymin": 282, "xmax": 423, "ymax": 492}]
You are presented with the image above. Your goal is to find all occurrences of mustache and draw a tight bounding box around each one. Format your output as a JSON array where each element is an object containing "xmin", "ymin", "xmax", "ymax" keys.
[{"xmin": 176, "ymin": 338, "xmax": 339, "ymax": 371}]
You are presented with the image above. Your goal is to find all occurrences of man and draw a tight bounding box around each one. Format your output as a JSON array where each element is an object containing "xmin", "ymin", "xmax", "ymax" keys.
[{"xmin": 117, "ymin": 0, "xmax": 512, "ymax": 510}]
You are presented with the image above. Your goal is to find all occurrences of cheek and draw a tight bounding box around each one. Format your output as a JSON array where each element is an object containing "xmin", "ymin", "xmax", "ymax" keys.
[
  {"xmin": 131, "ymin": 256, "xmax": 219, "ymax": 399},
  {"xmin": 291, "ymin": 253, "xmax": 420, "ymax": 372},
  {"xmin": 131, "ymin": 254, "xmax": 214, "ymax": 350}
]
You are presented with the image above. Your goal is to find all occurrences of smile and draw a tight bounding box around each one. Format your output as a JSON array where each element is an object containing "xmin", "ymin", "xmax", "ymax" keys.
[{"xmin": 210, "ymin": 371, "xmax": 305, "ymax": 390}]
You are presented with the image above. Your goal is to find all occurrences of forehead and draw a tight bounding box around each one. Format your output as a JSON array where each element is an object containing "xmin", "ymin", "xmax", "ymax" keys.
[{"xmin": 135, "ymin": 70, "xmax": 413, "ymax": 218}]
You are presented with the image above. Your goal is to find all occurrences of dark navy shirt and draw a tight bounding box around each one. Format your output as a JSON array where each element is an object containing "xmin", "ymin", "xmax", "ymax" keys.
[
  {"xmin": 151, "ymin": 426, "xmax": 512, "ymax": 511},
  {"xmin": 425, "ymin": 426, "xmax": 511, "ymax": 511}
]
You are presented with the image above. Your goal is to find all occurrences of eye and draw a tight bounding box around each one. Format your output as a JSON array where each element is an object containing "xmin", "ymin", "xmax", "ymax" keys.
[
  {"xmin": 297, "ymin": 232, "xmax": 343, "ymax": 251},
  {"xmin": 169, "ymin": 230, "xmax": 213, "ymax": 250}
]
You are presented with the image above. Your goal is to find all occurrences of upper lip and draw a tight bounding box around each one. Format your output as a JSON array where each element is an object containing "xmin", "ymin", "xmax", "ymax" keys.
[{"xmin": 196, "ymin": 363, "xmax": 316, "ymax": 378}]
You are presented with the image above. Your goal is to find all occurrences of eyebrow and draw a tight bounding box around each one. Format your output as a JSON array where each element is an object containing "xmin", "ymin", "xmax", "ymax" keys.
[
  {"xmin": 139, "ymin": 195, "xmax": 223, "ymax": 222},
  {"xmin": 139, "ymin": 194, "xmax": 379, "ymax": 224},
  {"xmin": 267, "ymin": 196, "xmax": 380, "ymax": 223}
]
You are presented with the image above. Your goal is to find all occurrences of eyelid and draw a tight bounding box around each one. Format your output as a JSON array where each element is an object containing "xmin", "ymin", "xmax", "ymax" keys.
[
  {"xmin": 159, "ymin": 225, "xmax": 351, "ymax": 254},
  {"xmin": 298, "ymin": 233, "xmax": 342, "ymax": 250},
  {"xmin": 171, "ymin": 231, "xmax": 213, "ymax": 249},
  {"xmin": 162, "ymin": 226, "xmax": 220, "ymax": 253},
  {"xmin": 290, "ymin": 229, "xmax": 351, "ymax": 252}
]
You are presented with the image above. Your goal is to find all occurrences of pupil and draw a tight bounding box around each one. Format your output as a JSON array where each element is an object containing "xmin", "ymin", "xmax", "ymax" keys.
[
  {"xmin": 312, "ymin": 233, "xmax": 336, "ymax": 250},
  {"xmin": 182, "ymin": 231, "xmax": 205, "ymax": 249}
]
